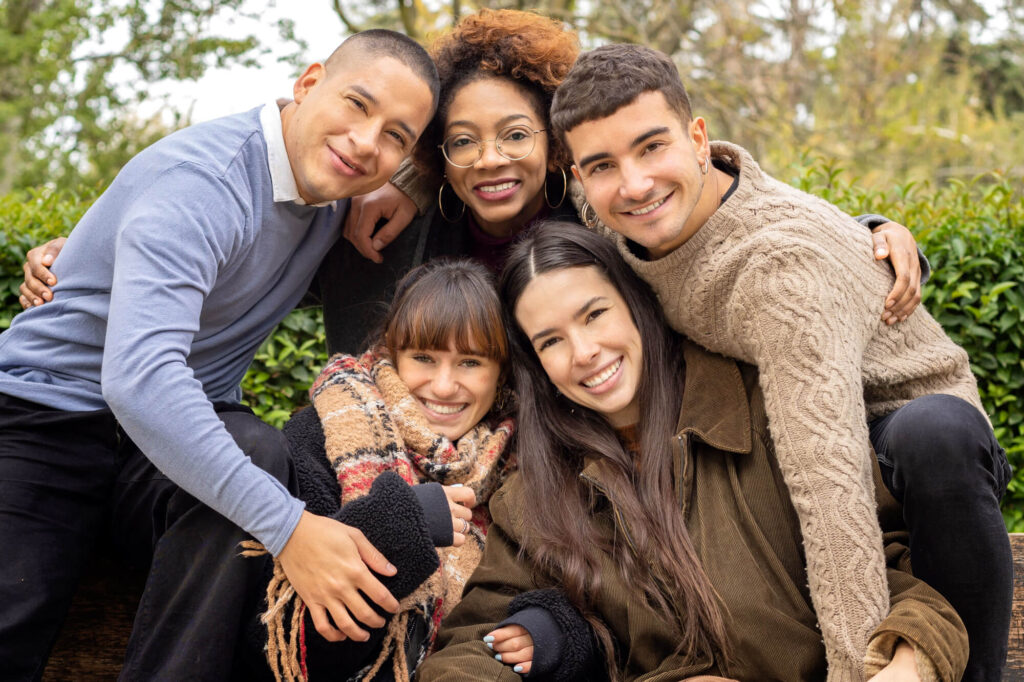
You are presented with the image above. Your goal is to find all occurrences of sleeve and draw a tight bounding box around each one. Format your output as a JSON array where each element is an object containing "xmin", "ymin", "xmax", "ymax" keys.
[
  {"xmin": 726, "ymin": 233, "xmax": 889, "ymax": 681},
  {"xmin": 415, "ymin": 484, "xmax": 542, "ymax": 682},
  {"xmin": 332, "ymin": 470, "xmax": 439, "ymax": 600},
  {"xmin": 391, "ymin": 156, "xmax": 437, "ymax": 216},
  {"xmin": 412, "ymin": 482, "xmax": 455, "ymax": 547},
  {"xmin": 500, "ymin": 589, "xmax": 599, "ymax": 680},
  {"xmin": 101, "ymin": 164, "xmax": 303, "ymax": 556},
  {"xmin": 853, "ymin": 213, "xmax": 931, "ymax": 284}
]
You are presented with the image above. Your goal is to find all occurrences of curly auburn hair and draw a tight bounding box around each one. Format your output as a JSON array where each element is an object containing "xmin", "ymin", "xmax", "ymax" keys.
[{"xmin": 412, "ymin": 9, "xmax": 579, "ymax": 182}]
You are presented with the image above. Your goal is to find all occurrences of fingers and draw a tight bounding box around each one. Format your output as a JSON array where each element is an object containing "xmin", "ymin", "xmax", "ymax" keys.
[
  {"xmin": 306, "ymin": 603, "xmax": 346, "ymax": 642},
  {"xmin": 871, "ymin": 231, "xmax": 889, "ymax": 260},
  {"xmin": 873, "ymin": 222, "xmax": 922, "ymax": 324},
  {"xmin": 444, "ymin": 484, "xmax": 478, "ymax": 508},
  {"xmin": 369, "ymin": 200, "xmax": 417, "ymax": 253},
  {"xmin": 347, "ymin": 528, "xmax": 399, "ymax": 613},
  {"xmin": 343, "ymin": 200, "xmax": 384, "ymax": 263},
  {"xmin": 485, "ymin": 625, "xmax": 534, "ymax": 669}
]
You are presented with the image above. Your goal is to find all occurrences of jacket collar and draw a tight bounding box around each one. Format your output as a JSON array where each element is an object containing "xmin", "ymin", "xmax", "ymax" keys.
[{"xmin": 676, "ymin": 340, "xmax": 752, "ymax": 455}]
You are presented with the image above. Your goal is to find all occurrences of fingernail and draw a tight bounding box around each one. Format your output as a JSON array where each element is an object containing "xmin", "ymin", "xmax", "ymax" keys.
[
  {"xmin": 514, "ymin": 665, "xmax": 523, "ymax": 673},
  {"xmin": 494, "ymin": 653, "xmax": 503, "ymax": 662},
  {"xmin": 386, "ymin": 562, "xmax": 396, "ymax": 573},
  {"xmin": 372, "ymin": 239, "xmax": 384, "ymax": 251},
  {"xmin": 450, "ymin": 483, "xmax": 464, "ymax": 487},
  {"xmin": 486, "ymin": 642, "xmax": 493, "ymax": 649},
  {"xmin": 483, "ymin": 635, "xmax": 495, "ymax": 643}
]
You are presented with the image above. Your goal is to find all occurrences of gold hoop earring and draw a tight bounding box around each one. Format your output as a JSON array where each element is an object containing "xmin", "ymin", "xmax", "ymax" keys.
[
  {"xmin": 580, "ymin": 201, "xmax": 598, "ymax": 229},
  {"xmin": 438, "ymin": 182, "xmax": 465, "ymax": 223},
  {"xmin": 700, "ymin": 156, "xmax": 710, "ymax": 175},
  {"xmin": 544, "ymin": 167, "xmax": 568, "ymax": 209}
]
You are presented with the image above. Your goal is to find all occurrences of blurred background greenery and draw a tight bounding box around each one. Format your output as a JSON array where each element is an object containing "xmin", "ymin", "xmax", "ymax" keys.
[{"xmin": 1, "ymin": 0, "xmax": 1021, "ymax": 524}]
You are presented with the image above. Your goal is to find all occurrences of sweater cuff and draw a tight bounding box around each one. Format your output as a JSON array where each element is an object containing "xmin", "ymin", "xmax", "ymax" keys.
[
  {"xmin": 333, "ymin": 470, "xmax": 439, "ymax": 600},
  {"xmin": 390, "ymin": 158, "xmax": 434, "ymax": 216},
  {"xmin": 499, "ymin": 606, "xmax": 565, "ymax": 678},
  {"xmin": 854, "ymin": 213, "xmax": 931, "ymax": 284},
  {"xmin": 505, "ymin": 589, "xmax": 596, "ymax": 680},
  {"xmin": 412, "ymin": 481, "xmax": 454, "ymax": 547}
]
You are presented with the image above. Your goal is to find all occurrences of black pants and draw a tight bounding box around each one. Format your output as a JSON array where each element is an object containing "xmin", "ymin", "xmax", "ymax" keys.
[
  {"xmin": 0, "ymin": 393, "xmax": 294, "ymax": 682},
  {"xmin": 871, "ymin": 394, "xmax": 1012, "ymax": 682}
]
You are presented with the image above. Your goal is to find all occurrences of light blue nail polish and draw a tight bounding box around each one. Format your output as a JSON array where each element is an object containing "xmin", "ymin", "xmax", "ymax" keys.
[
  {"xmin": 494, "ymin": 653, "xmax": 503, "ymax": 662},
  {"xmin": 514, "ymin": 665, "xmax": 524, "ymax": 673},
  {"xmin": 451, "ymin": 483, "xmax": 464, "ymax": 487},
  {"xmin": 483, "ymin": 635, "xmax": 495, "ymax": 643},
  {"xmin": 486, "ymin": 642, "xmax": 493, "ymax": 649}
]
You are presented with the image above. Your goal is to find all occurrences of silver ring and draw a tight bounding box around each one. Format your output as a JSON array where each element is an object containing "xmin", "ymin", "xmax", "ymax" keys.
[{"xmin": 460, "ymin": 518, "xmax": 471, "ymax": 534}]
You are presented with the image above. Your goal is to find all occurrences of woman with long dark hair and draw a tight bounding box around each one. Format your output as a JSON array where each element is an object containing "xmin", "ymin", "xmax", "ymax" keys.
[{"xmin": 416, "ymin": 222, "xmax": 968, "ymax": 681}]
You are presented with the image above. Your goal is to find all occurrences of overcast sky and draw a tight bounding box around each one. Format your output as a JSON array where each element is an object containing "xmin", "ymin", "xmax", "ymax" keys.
[{"xmin": 149, "ymin": 2, "xmax": 349, "ymax": 124}]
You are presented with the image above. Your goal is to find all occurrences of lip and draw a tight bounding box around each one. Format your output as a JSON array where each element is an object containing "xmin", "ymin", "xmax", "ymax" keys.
[
  {"xmin": 617, "ymin": 190, "xmax": 674, "ymax": 220},
  {"xmin": 472, "ymin": 177, "xmax": 521, "ymax": 202},
  {"xmin": 417, "ymin": 396, "xmax": 469, "ymax": 423},
  {"xmin": 327, "ymin": 145, "xmax": 366, "ymax": 177},
  {"xmin": 579, "ymin": 357, "xmax": 624, "ymax": 394}
]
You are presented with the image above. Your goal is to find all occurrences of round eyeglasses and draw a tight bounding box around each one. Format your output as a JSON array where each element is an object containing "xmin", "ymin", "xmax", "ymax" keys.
[{"xmin": 440, "ymin": 125, "xmax": 546, "ymax": 168}]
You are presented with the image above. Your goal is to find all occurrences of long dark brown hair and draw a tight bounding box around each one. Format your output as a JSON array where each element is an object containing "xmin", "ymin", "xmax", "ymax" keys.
[{"xmin": 499, "ymin": 221, "xmax": 729, "ymax": 671}]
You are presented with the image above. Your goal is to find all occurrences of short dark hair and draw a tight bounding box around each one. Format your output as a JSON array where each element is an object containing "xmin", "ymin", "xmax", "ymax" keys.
[
  {"xmin": 551, "ymin": 44, "xmax": 692, "ymax": 152},
  {"xmin": 327, "ymin": 29, "xmax": 441, "ymax": 112}
]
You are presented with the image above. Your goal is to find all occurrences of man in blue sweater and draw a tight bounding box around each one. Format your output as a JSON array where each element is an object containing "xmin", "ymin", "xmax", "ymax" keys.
[{"xmin": 0, "ymin": 30, "xmax": 438, "ymax": 681}]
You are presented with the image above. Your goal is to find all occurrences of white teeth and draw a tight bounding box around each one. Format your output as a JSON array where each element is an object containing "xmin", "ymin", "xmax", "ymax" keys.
[
  {"xmin": 628, "ymin": 197, "xmax": 666, "ymax": 215},
  {"xmin": 480, "ymin": 181, "xmax": 517, "ymax": 193},
  {"xmin": 582, "ymin": 358, "xmax": 622, "ymax": 388},
  {"xmin": 423, "ymin": 399, "xmax": 466, "ymax": 415}
]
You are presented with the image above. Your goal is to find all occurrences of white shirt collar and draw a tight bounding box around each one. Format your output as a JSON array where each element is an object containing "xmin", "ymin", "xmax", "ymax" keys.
[{"xmin": 259, "ymin": 100, "xmax": 336, "ymax": 209}]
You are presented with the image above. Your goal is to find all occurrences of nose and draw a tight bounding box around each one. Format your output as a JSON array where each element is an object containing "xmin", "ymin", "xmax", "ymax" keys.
[
  {"xmin": 474, "ymin": 138, "xmax": 508, "ymax": 170},
  {"xmin": 570, "ymin": 330, "xmax": 600, "ymax": 367},
  {"xmin": 431, "ymin": 362, "xmax": 459, "ymax": 398},
  {"xmin": 618, "ymin": 160, "xmax": 654, "ymax": 201},
  {"xmin": 350, "ymin": 120, "xmax": 381, "ymax": 159}
]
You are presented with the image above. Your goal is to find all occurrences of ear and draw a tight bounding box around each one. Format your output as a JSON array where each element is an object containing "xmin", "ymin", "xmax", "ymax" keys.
[
  {"xmin": 292, "ymin": 63, "xmax": 327, "ymax": 104},
  {"xmin": 688, "ymin": 117, "xmax": 711, "ymax": 162}
]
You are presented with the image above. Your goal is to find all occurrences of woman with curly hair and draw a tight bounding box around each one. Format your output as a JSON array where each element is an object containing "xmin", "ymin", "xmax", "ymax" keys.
[{"xmin": 314, "ymin": 8, "xmax": 583, "ymax": 355}]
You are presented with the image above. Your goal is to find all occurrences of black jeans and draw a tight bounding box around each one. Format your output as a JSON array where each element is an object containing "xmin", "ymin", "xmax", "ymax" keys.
[
  {"xmin": 870, "ymin": 394, "xmax": 1012, "ymax": 682},
  {"xmin": 0, "ymin": 393, "xmax": 294, "ymax": 682}
]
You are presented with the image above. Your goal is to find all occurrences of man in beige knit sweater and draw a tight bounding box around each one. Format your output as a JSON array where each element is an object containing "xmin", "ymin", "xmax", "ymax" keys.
[{"xmin": 551, "ymin": 44, "xmax": 1010, "ymax": 681}]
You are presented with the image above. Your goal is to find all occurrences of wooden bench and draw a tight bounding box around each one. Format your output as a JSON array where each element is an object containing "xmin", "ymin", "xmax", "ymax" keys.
[{"xmin": 42, "ymin": 534, "xmax": 1024, "ymax": 679}]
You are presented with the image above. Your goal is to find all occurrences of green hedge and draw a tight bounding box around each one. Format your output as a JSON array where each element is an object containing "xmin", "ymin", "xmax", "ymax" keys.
[
  {"xmin": 2, "ymin": 165, "xmax": 1023, "ymax": 525},
  {"xmin": 788, "ymin": 158, "xmax": 1024, "ymax": 528}
]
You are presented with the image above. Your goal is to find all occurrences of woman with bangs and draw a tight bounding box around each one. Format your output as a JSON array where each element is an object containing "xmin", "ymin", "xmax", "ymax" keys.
[{"xmin": 237, "ymin": 258, "xmax": 542, "ymax": 682}]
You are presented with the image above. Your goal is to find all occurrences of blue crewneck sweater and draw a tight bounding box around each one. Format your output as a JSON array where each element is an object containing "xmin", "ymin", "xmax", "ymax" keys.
[{"xmin": 0, "ymin": 106, "xmax": 345, "ymax": 555}]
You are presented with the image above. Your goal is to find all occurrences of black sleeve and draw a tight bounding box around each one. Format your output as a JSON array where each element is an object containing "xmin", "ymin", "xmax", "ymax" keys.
[
  {"xmin": 412, "ymin": 481, "xmax": 455, "ymax": 547},
  {"xmin": 498, "ymin": 589, "xmax": 600, "ymax": 681},
  {"xmin": 282, "ymin": 406, "xmax": 340, "ymax": 517}
]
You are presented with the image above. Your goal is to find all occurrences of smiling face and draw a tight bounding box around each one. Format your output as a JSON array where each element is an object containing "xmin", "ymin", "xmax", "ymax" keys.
[
  {"xmin": 567, "ymin": 91, "xmax": 719, "ymax": 259},
  {"xmin": 395, "ymin": 342, "xmax": 502, "ymax": 441},
  {"xmin": 443, "ymin": 77, "xmax": 550, "ymax": 238},
  {"xmin": 282, "ymin": 55, "xmax": 433, "ymax": 205},
  {"xmin": 514, "ymin": 265, "xmax": 643, "ymax": 428}
]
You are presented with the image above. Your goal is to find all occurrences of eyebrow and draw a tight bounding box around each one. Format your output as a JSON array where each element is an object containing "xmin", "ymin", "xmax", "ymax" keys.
[
  {"xmin": 528, "ymin": 295, "xmax": 608, "ymax": 344},
  {"xmin": 577, "ymin": 126, "xmax": 672, "ymax": 169},
  {"xmin": 352, "ymin": 84, "xmax": 416, "ymax": 140},
  {"xmin": 446, "ymin": 113, "xmax": 532, "ymax": 133}
]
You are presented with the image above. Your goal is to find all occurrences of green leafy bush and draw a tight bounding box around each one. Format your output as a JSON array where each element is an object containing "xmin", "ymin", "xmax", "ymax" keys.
[
  {"xmin": 2, "ymin": 169, "xmax": 1023, "ymax": 526},
  {"xmin": 788, "ymin": 159, "xmax": 1024, "ymax": 528}
]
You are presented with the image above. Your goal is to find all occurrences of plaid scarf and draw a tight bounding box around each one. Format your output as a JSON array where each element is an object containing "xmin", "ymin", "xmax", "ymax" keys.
[{"xmin": 262, "ymin": 351, "xmax": 515, "ymax": 682}]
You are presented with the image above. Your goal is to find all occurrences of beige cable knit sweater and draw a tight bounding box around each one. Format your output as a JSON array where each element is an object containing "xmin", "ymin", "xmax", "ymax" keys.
[{"xmin": 607, "ymin": 142, "xmax": 985, "ymax": 681}]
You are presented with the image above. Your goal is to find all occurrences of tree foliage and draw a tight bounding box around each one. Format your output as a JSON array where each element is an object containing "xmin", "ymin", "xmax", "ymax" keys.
[{"xmin": 0, "ymin": 0, "xmax": 270, "ymax": 191}]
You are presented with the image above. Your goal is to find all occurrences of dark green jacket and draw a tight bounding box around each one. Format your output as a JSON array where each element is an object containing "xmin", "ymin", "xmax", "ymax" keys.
[{"xmin": 417, "ymin": 341, "xmax": 967, "ymax": 681}]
